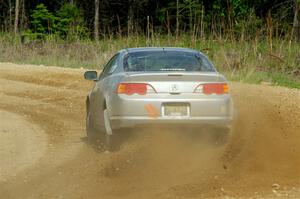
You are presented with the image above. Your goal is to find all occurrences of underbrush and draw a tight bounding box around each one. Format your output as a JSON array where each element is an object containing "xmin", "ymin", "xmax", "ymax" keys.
[{"xmin": 0, "ymin": 33, "xmax": 299, "ymax": 88}]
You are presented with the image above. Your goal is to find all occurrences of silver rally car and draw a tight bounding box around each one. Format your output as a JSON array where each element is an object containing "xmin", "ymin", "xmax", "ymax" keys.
[{"xmin": 84, "ymin": 47, "xmax": 233, "ymax": 150}]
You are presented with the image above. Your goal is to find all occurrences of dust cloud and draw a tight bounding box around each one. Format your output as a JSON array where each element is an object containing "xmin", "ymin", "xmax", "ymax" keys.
[{"xmin": 0, "ymin": 63, "xmax": 299, "ymax": 199}]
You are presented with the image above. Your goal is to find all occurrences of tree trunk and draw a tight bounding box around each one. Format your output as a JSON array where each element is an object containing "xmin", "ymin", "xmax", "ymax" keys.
[
  {"xmin": 116, "ymin": 14, "xmax": 122, "ymax": 37},
  {"xmin": 266, "ymin": 10, "xmax": 273, "ymax": 52},
  {"xmin": 293, "ymin": 0, "xmax": 300, "ymax": 41},
  {"xmin": 200, "ymin": 5, "xmax": 204, "ymax": 38},
  {"xmin": 94, "ymin": 0, "xmax": 100, "ymax": 40},
  {"xmin": 176, "ymin": 0, "xmax": 179, "ymax": 39},
  {"xmin": 14, "ymin": 0, "xmax": 20, "ymax": 34},
  {"xmin": 20, "ymin": 0, "xmax": 26, "ymax": 30},
  {"xmin": 127, "ymin": 1, "xmax": 133, "ymax": 36},
  {"xmin": 147, "ymin": 15, "xmax": 150, "ymax": 45},
  {"xmin": 9, "ymin": 0, "xmax": 12, "ymax": 32},
  {"xmin": 166, "ymin": 10, "xmax": 170, "ymax": 37},
  {"xmin": 226, "ymin": 0, "xmax": 233, "ymax": 39},
  {"xmin": 189, "ymin": 1, "xmax": 192, "ymax": 36}
]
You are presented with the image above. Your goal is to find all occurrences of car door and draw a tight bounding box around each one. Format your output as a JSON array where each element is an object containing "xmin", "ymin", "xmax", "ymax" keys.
[{"xmin": 89, "ymin": 54, "xmax": 120, "ymax": 129}]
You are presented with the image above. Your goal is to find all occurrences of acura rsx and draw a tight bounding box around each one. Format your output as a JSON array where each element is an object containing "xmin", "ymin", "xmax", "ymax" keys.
[{"xmin": 84, "ymin": 47, "xmax": 233, "ymax": 150}]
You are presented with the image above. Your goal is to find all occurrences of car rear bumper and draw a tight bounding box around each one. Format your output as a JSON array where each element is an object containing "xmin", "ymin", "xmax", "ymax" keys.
[
  {"xmin": 108, "ymin": 93, "xmax": 233, "ymax": 130},
  {"xmin": 110, "ymin": 115, "xmax": 232, "ymax": 129}
]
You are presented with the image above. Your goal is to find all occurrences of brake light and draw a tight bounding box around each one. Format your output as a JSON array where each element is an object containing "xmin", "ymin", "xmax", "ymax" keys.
[
  {"xmin": 117, "ymin": 83, "xmax": 156, "ymax": 95},
  {"xmin": 194, "ymin": 83, "xmax": 229, "ymax": 95}
]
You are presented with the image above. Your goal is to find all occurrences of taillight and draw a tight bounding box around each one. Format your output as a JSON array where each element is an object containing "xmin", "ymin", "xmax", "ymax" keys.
[
  {"xmin": 117, "ymin": 83, "xmax": 156, "ymax": 95},
  {"xmin": 194, "ymin": 83, "xmax": 229, "ymax": 95}
]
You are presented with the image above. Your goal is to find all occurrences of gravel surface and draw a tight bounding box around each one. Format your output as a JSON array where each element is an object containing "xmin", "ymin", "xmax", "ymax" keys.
[{"xmin": 0, "ymin": 62, "xmax": 299, "ymax": 199}]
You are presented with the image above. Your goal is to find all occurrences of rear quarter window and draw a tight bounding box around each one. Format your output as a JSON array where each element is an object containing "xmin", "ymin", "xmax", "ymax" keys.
[{"xmin": 101, "ymin": 53, "xmax": 120, "ymax": 79}]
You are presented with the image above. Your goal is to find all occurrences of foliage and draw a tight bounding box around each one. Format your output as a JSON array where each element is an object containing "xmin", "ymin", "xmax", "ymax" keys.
[
  {"xmin": 232, "ymin": 0, "xmax": 250, "ymax": 19},
  {"xmin": 159, "ymin": 0, "xmax": 203, "ymax": 29},
  {"xmin": 233, "ymin": 9, "xmax": 263, "ymax": 39},
  {"xmin": 30, "ymin": 4, "xmax": 56, "ymax": 34},
  {"xmin": 0, "ymin": 1, "xmax": 299, "ymax": 89},
  {"xmin": 56, "ymin": 4, "xmax": 88, "ymax": 39},
  {"xmin": 29, "ymin": 3, "xmax": 87, "ymax": 40},
  {"xmin": 1, "ymin": 0, "xmax": 297, "ymax": 40},
  {"xmin": 0, "ymin": 32, "xmax": 299, "ymax": 88}
]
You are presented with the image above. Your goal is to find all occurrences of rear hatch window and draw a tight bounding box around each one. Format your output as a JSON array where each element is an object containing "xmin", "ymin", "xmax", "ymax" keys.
[{"xmin": 123, "ymin": 51, "xmax": 216, "ymax": 72}]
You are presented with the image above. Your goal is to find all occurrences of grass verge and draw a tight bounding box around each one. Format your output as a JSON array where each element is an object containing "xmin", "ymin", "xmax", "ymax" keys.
[{"xmin": 0, "ymin": 33, "xmax": 299, "ymax": 89}]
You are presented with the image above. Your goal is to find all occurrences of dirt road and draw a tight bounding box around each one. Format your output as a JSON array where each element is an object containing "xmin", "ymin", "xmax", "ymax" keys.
[{"xmin": 0, "ymin": 62, "xmax": 299, "ymax": 199}]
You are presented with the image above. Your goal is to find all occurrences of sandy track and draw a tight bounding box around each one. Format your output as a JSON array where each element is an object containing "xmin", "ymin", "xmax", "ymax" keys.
[
  {"xmin": 0, "ymin": 110, "xmax": 47, "ymax": 180},
  {"xmin": 0, "ymin": 62, "xmax": 299, "ymax": 199}
]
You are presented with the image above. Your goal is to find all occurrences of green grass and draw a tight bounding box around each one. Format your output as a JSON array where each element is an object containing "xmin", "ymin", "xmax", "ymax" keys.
[
  {"xmin": 224, "ymin": 70, "xmax": 300, "ymax": 89},
  {"xmin": 0, "ymin": 33, "xmax": 299, "ymax": 89}
]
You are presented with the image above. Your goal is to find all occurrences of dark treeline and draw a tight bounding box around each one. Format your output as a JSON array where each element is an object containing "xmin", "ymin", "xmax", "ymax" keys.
[{"xmin": 0, "ymin": 0, "xmax": 299, "ymax": 40}]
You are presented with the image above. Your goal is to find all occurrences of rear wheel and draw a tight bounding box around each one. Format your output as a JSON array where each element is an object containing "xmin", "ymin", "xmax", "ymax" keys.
[
  {"xmin": 86, "ymin": 110, "xmax": 98, "ymax": 145},
  {"xmin": 86, "ymin": 98, "xmax": 121, "ymax": 151}
]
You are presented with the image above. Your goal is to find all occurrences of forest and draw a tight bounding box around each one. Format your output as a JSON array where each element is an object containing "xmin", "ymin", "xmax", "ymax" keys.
[
  {"xmin": 0, "ymin": 0, "xmax": 299, "ymax": 40},
  {"xmin": 0, "ymin": 0, "xmax": 299, "ymax": 88}
]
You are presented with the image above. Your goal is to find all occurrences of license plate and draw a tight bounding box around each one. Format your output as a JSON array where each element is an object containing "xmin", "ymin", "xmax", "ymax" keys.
[{"xmin": 163, "ymin": 104, "xmax": 189, "ymax": 117}]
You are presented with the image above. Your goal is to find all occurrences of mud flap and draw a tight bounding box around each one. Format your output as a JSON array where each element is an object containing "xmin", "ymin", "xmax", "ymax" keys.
[{"xmin": 103, "ymin": 109, "xmax": 113, "ymax": 135}]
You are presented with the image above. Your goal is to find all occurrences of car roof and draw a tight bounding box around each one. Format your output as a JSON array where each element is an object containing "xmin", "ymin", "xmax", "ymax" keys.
[{"xmin": 119, "ymin": 47, "xmax": 201, "ymax": 54}]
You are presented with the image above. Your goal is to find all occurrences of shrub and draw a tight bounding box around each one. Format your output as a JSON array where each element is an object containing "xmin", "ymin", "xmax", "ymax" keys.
[
  {"xmin": 29, "ymin": 3, "xmax": 87, "ymax": 40},
  {"xmin": 30, "ymin": 4, "xmax": 56, "ymax": 35},
  {"xmin": 56, "ymin": 4, "xmax": 88, "ymax": 40}
]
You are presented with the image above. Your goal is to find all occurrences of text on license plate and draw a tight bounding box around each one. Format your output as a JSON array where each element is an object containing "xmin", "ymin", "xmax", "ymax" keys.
[{"xmin": 163, "ymin": 104, "xmax": 189, "ymax": 116}]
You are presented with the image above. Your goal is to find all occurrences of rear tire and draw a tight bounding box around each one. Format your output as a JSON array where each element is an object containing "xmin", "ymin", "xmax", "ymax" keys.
[
  {"xmin": 86, "ymin": 111, "xmax": 99, "ymax": 145},
  {"xmin": 86, "ymin": 108, "xmax": 125, "ymax": 152}
]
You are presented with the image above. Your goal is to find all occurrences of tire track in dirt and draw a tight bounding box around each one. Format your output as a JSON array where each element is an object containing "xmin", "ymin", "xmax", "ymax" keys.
[{"xmin": 0, "ymin": 62, "xmax": 299, "ymax": 199}]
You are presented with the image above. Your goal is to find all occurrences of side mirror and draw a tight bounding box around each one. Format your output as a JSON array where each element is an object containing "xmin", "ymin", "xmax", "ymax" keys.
[{"xmin": 84, "ymin": 71, "xmax": 98, "ymax": 81}]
